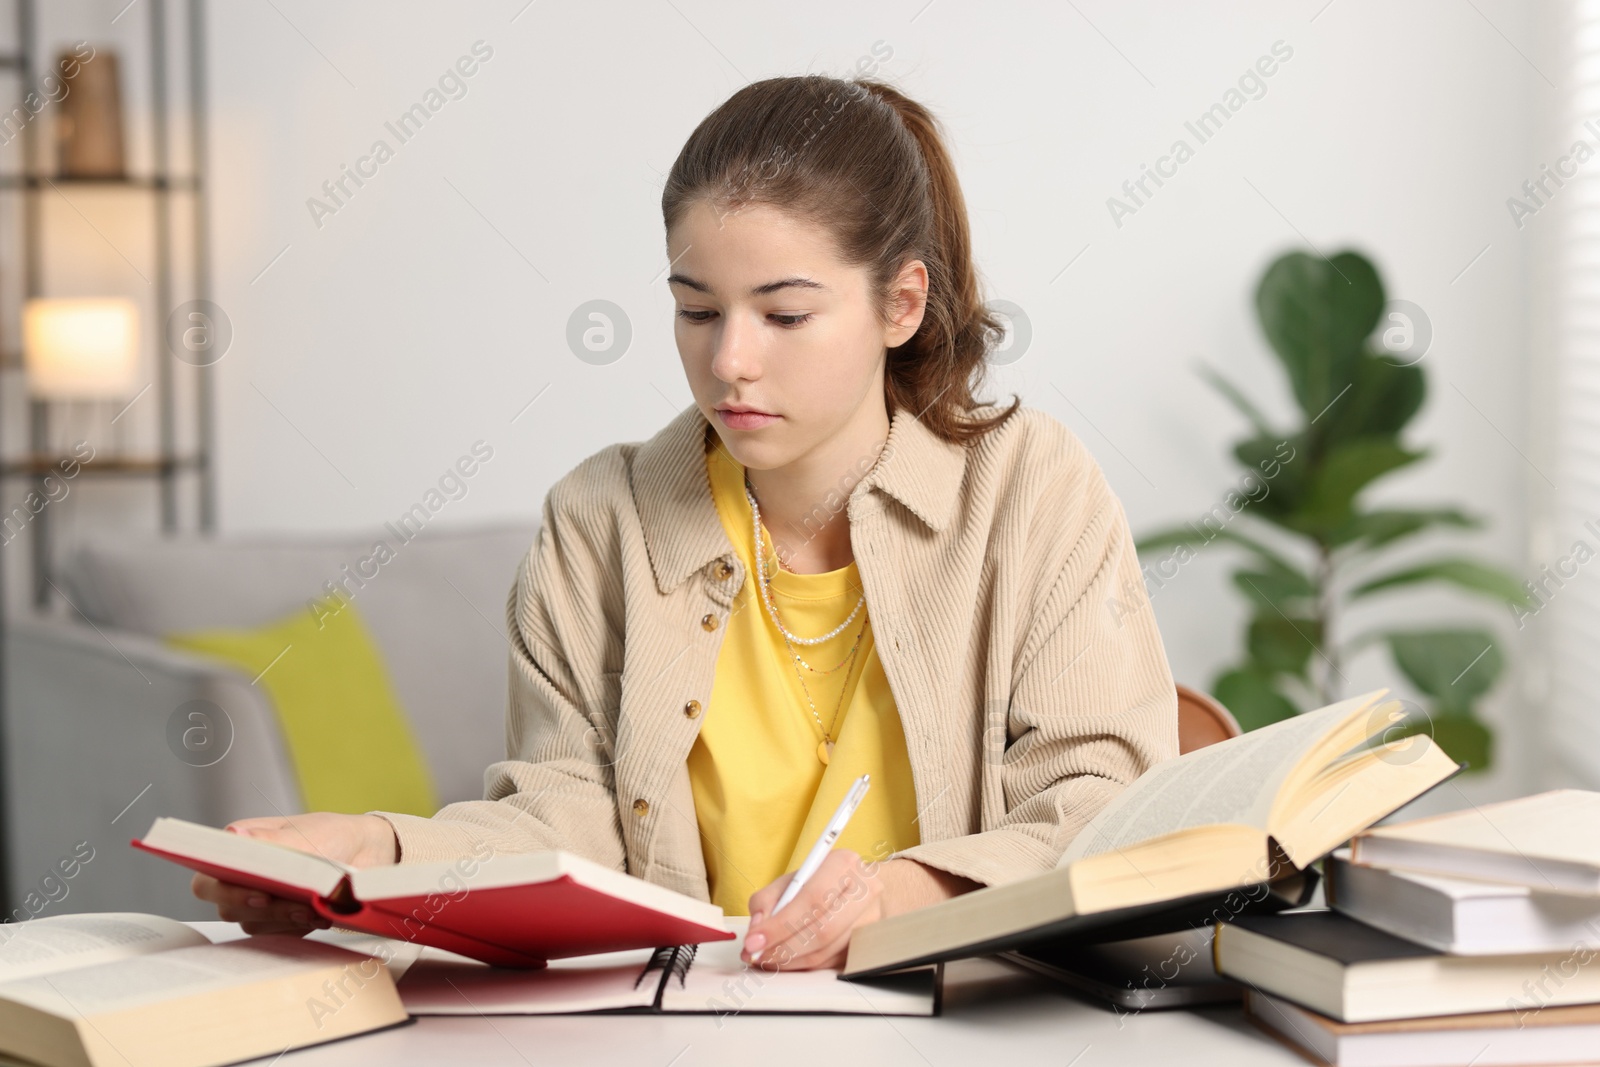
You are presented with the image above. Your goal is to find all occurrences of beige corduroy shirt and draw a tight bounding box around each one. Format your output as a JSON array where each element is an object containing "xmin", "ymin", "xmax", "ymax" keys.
[{"xmin": 371, "ymin": 400, "xmax": 1179, "ymax": 901}]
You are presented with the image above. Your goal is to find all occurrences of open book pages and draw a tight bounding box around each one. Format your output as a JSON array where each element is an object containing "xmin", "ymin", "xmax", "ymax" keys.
[
  {"xmin": 0, "ymin": 936, "xmax": 384, "ymax": 1018},
  {"xmin": 398, "ymin": 944, "xmax": 664, "ymax": 1014},
  {"xmin": 0, "ymin": 913, "xmax": 211, "ymax": 982},
  {"xmin": 398, "ymin": 918, "xmax": 937, "ymax": 1016},
  {"xmin": 1058, "ymin": 693, "xmax": 1366, "ymax": 866},
  {"xmin": 196, "ymin": 919, "xmax": 433, "ymax": 987},
  {"xmin": 659, "ymin": 919, "xmax": 938, "ymax": 1016},
  {"xmin": 0, "ymin": 922, "xmax": 407, "ymax": 1067},
  {"xmin": 1052, "ymin": 688, "xmax": 1459, "ymax": 910}
]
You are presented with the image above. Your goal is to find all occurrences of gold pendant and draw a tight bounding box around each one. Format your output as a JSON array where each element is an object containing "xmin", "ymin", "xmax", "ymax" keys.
[{"xmin": 817, "ymin": 739, "xmax": 833, "ymax": 765}]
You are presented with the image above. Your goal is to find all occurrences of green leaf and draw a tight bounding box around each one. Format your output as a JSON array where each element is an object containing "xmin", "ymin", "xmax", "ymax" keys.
[
  {"xmin": 1296, "ymin": 438, "xmax": 1427, "ymax": 530},
  {"xmin": 1255, "ymin": 250, "xmax": 1386, "ymax": 423},
  {"xmin": 1232, "ymin": 564, "xmax": 1316, "ymax": 612},
  {"xmin": 1351, "ymin": 557, "xmax": 1530, "ymax": 605},
  {"xmin": 1136, "ymin": 524, "xmax": 1302, "ymax": 575},
  {"xmin": 1385, "ymin": 629, "xmax": 1503, "ymax": 709},
  {"xmin": 1382, "ymin": 713, "xmax": 1491, "ymax": 771},
  {"xmin": 1427, "ymin": 715, "xmax": 1492, "ymax": 771},
  {"xmin": 1247, "ymin": 613, "xmax": 1324, "ymax": 678},
  {"xmin": 1212, "ymin": 667, "xmax": 1301, "ymax": 731},
  {"xmin": 1232, "ymin": 434, "xmax": 1309, "ymax": 521},
  {"xmin": 1136, "ymin": 525, "xmax": 1208, "ymax": 557},
  {"xmin": 1323, "ymin": 351, "xmax": 1426, "ymax": 445},
  {"xmin": 1199, "ymin": 363, "xmax": 1275, "ymax": 438},
  {"xmin": 1326, "ymin": 508, "xmax": 1481, "ymax": 551}
]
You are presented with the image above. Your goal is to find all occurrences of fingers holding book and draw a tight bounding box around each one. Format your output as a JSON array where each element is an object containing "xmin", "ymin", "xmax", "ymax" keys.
[
  {"xmin": 187, "ymin": 812, "xmax": 400, "ymax": 935},
  {"xmin": 189, "ymin": 870, "xmax": 330, "ymax": 935},
  {"xmin": 223, "ymin": 813, "xmax": 400, "ymax": 867}
]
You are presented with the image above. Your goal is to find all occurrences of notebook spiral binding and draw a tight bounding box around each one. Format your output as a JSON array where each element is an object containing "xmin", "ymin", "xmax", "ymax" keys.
[
  {"xmin": 668, "ymin": 943, "xmax": 699, "ymax": 989},
  {"xmin": 634, "ymin": 945, "xmax": 676, "ymax": 990}
]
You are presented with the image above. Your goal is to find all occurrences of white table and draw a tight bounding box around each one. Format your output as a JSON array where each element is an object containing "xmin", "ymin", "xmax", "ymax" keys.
[{"xmin": 194, "ymin": 922, "xmax": 1307, "ymax": 1066}]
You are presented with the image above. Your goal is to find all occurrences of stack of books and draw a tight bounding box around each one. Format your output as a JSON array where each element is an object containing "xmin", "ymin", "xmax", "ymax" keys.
[{"xmin": 1213, "ymin": 790, "xmax": 1600, "ymax": 1066}]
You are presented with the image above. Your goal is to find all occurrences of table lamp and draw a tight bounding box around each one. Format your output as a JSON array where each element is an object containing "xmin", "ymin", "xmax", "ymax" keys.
[
  {"xmin": 22, "ymin": 297, "xmax": 139, "ymax": 400},
  {"xmin": 22, "ymin": 297, "xmax": 140, "ymax": 457}
]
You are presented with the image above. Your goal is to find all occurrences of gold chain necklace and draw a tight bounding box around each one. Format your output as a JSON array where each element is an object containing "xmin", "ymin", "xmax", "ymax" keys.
[
  {"xmin": 745, "ymin": 473, "xmax": 868, "ymax": 764},
  {"xmin": 788, "ymin": 632, "xmax": 861, "ymax": 765}
]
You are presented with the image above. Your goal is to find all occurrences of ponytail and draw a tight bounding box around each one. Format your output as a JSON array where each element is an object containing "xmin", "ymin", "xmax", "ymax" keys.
[{"xmin": 662, "ymin": 75, "xmax": 1021, "ymax": 446}]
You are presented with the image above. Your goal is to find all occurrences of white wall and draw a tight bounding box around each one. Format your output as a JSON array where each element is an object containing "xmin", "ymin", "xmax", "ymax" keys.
[{"xmin": 8, "ymin": 1, "xmax": 1548, "ymax": 800}]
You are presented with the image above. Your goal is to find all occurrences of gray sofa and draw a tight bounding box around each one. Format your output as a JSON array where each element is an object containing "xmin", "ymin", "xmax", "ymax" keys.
[{"xmin": 2, "ymin": 521, "xmax": 537, "ymax": 919}]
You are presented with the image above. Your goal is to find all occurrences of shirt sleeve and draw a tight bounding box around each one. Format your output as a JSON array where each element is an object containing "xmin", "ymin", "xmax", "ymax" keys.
[
  {"xmin": 367, "ymin": 479, "xmax": 628, "ymax": 868},
  {"xmin": 889, "ymin": 478, "xmax": 1180, "ymax": 887}
]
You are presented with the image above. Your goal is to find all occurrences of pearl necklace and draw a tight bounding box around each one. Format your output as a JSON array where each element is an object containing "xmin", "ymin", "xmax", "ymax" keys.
[{"xmin": 743, "ymin": 476, "xmax": 865, "ymax": 645}]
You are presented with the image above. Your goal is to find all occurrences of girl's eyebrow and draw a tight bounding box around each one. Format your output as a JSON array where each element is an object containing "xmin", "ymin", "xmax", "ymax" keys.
[{"xmin": 666, "ymin": 273, "xmax": 830, "ymax": 296}]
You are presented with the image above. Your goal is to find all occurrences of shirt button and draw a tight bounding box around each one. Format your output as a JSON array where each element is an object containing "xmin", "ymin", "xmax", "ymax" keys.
[
  {"xmin": 684, "ymin": 699, "xmax": 702, "ymax": 719},
  {"xmin": 632, "ymin": 798, "xmax": 650, "ymax": 817},
  {"xmin": 701, "ymin": 613, "xmax": 719, "ymax": 631},
  {"xmin": 715, "ymin": 560, "xmax": 733, "ymax": 580}
]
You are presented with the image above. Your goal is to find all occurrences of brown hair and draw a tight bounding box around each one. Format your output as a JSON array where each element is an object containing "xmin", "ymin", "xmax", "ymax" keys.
[{"xmin": 661, "ymin": 75, "xmax": 1021, "ymax": 446}]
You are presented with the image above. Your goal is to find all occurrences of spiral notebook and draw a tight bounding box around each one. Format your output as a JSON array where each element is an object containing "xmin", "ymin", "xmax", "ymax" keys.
[{"xmin": 397, "ymin": 918, "xmax": 940, "ymax": 1017}]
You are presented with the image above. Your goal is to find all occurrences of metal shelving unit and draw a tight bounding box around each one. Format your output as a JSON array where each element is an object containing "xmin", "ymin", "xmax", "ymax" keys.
[{"xmin": 0, "ymin": 0, "xmax": 214, "ymax": 911}]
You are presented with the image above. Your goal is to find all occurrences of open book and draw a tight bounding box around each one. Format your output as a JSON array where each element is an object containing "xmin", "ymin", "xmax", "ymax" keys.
[
  {"xmin": 842, "ymin": 689, "xmax": 1461, "ymax": 979},
  {"xmin": 132, "ymin": 817, "xmax": 734, "ymax": 968},
  {"xmin": 0, "ymin": 912, "xmax": 407, "ymax": 1067},
  {"xmin": 397, "ymin": 918, "xmax": 938, "ymax": 1017}
]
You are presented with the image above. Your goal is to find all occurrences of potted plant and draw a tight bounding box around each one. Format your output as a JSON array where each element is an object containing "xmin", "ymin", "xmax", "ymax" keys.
[{"xmin": 1137, "ymin": 248, "xmax": 1527, "ymax": 770}]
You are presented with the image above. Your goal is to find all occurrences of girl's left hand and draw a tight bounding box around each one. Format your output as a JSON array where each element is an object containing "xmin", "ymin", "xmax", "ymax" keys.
[{"xmin": 741, "ymin": 852, "xmax": 976, "ymax": 971}]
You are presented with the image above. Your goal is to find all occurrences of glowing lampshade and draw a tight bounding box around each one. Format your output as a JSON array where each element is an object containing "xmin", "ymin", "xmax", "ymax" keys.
[{"xmin": 22, "ymin": 297, "xmax": 140, "ymax": 399}]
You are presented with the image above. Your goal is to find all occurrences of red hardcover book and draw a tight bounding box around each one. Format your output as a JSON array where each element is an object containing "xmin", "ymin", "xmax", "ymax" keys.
[{"xmin": 132, "ymin": 817, "xmax": 734, "ymax": 968}]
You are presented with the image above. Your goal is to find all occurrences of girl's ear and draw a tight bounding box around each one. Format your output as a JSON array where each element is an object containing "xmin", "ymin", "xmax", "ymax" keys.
[{"xmin": 885, "ymin": 259, "xmax": 929, "ymax": 346}]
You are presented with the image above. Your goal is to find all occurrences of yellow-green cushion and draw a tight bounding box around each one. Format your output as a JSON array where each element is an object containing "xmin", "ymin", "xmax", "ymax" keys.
[{"xmin": 167, "ymin": 598, "xmax": 439, "ymax": 817}]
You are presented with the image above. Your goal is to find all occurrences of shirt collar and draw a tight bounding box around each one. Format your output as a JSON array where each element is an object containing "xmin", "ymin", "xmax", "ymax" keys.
[{"xmin": 632, "ymin": 402, "xmax": 968, "ymax": 594}]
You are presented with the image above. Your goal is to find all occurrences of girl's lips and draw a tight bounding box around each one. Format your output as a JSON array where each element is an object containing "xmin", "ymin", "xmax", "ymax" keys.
[{"xmin": 717, "ymin": 408, "xmax": 780, "ymax": 430}]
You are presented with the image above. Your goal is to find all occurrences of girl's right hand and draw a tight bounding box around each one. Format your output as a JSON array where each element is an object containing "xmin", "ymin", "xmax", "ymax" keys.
[{"xmin": 189, "ymin": 813, "xmax": 400, "ymax": 936}]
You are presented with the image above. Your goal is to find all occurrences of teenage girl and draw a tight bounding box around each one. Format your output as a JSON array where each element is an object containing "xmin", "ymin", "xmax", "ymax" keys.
[{"xmin": 193, "ymin": 75, "xmax": 1179, "ymax": 972}]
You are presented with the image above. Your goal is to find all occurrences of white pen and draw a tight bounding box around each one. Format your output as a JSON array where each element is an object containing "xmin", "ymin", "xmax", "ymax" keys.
[{"xmin": 770, "ymin": 773, "xmax": 872, "ymax": 917}]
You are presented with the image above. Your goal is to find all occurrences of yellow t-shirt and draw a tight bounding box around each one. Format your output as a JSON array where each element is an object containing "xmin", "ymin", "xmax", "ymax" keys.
[{"xmin": 688, "ymin": 431, "xmax": 921, "ymax": 914}]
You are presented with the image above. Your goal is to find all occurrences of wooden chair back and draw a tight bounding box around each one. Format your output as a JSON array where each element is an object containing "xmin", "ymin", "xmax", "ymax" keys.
[{"xmin": 1176, "ymin": 684, "xmax": 1242, "ymax": 754}]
